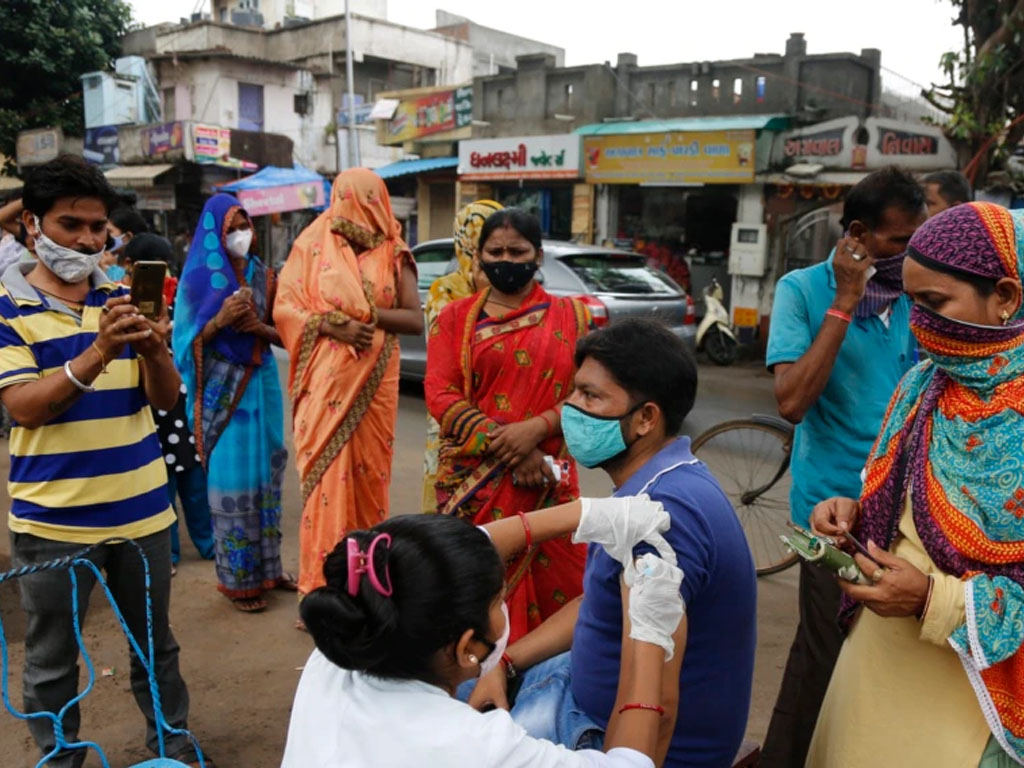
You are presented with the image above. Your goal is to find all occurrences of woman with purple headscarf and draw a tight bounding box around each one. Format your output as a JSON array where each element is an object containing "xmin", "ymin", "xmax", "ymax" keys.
[{"xmin": 807, "ymin": 202, "xmax": 1024, "ymax": 767}]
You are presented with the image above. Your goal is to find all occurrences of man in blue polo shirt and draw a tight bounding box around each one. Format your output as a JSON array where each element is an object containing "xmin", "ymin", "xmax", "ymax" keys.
[
  {"xmin": 468, "ymin": 318, "xmax": 756, "ymax": 767},
  {"xmin": 760, "ymin": 166, "xmax": 924, "ymax": 767}
]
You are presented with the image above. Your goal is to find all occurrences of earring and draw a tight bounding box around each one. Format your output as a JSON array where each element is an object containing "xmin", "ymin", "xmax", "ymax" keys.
[
  {"xmin": 468, "ymin": 654, "xmax": 479, "ymax": 665},
  {"xmin": 1001, "ymin": 310, "xmax": 1011, "ymax": 325}
]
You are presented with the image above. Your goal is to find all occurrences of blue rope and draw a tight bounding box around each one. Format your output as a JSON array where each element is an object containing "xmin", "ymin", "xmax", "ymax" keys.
[{"xmin": 0, "ymin": 538, "xmax": 206, "ymax": 767}]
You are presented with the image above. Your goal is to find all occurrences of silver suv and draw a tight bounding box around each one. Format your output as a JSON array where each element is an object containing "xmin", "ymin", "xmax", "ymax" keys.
[{"xmin": 402, "ymin": 239, "xmax": 697, "ymax": 381}]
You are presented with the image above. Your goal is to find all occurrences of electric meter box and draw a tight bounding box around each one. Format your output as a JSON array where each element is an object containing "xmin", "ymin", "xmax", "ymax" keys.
[{"xmin": 728, "ymin": 223, "xmax": 768, "ymax": 276}]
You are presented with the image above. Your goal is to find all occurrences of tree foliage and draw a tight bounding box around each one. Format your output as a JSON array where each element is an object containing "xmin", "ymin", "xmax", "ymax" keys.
[
  {"xmin": 0, "ymin": 0, "xmax": 133, "ymax": 163},
  {"xmin": 926, "ymin": 0, "xmax": 1024, "ymax": 183}
]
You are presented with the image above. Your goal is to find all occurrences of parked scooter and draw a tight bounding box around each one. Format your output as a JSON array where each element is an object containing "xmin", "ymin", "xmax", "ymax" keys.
[{"xmin": 696, "ymin": 277, "xmax": 738, "ymax": 366}]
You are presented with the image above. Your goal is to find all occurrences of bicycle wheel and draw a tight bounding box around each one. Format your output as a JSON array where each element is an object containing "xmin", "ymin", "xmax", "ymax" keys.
[{"xmin": 691, "ymin": 419, "xmax": 798, "ymax": 576}]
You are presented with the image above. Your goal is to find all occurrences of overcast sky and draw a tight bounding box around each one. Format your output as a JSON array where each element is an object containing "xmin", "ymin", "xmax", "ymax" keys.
[{"xmin": 130, "ymin": 0, "xmax": 963, "ymax": 96}]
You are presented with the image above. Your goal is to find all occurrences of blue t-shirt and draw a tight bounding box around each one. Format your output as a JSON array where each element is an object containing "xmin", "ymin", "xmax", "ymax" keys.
[
  {"xmin": 570, "ymin": 437, "xmax": 757, "ymax": 768},
  {"xmin": 766, "ymin": 253, "xmax": 915, "ymax": 528}
]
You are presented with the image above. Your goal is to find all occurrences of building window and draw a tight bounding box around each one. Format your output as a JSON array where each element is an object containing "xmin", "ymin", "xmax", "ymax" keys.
[
  {"xmin": 756, "ymin": 76, "xmax": 766, "ymax": 103},
  {"xmin": 565, "ymin": 83, "xmax": 574, "ymax": 111},
  {"xmin": 689, "ymin": 79, "xmax": 698, "ymax": 107},
  {"xmin": 238, "ymin": 82, "xmax": 264, "ymax": 131},
  {"xmin": 647, "ymin": 82, "xmax": 657, "ymax": 107},
  {"xmin": 712, "ymin": 78, "xmax": 721, "ymax": 102},
  {"xmin": 163, "ymin": 87, "xmax": 175, "ymax": 120},
  {"xmin": 294, "ymin": 92, "xmax": 310, "ymax": 115},
  {"xmin": 733, "ymin": 77, "xmax": 743, "ymax": 104}
]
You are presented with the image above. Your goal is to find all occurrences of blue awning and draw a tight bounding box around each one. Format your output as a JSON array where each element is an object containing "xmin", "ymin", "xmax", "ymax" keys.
[
  {"xmin": 574, "ymin": 115, "xmax": 790, "ymax": 136},
  {"xmin": 218, "ymin": 165, "xmax": 325, "ymax": 191},
  {"xmin": 375, "ymin": 157, "xmax": 458, "ymax": 179}
]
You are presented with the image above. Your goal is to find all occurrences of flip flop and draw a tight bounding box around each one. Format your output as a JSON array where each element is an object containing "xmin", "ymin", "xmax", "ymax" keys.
[
  {"xmin": 229, "ymin": 595, "xmax": 267, "ymax": 613},
  {"xmin": 274, "ymin": 573, "xmax": 299, "ymax": 592}
]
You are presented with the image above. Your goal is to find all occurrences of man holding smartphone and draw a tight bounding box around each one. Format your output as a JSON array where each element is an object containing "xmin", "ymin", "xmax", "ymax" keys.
[
  {"xmin": 0, "ymin": 155, "xmax": 200, "ymax": 767},
  {"xmin": 761, "ymin": 167, "xmax": 925, "ymax": 767}
]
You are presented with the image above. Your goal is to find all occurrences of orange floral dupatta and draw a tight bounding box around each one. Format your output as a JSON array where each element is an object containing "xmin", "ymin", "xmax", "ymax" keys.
[{"xmin": 274, "ymin": 169, "xmax": 411, "ymax": 595}]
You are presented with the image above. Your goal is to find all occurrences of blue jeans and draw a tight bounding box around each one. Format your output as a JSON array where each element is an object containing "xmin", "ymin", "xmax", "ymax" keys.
[
  {"xmin": 167, "ymin": 466, "xmax": 214, "ymax": 564},
  {"xmin": 458, "ymin": 652, "xmax": 604, "ymax": 750}
]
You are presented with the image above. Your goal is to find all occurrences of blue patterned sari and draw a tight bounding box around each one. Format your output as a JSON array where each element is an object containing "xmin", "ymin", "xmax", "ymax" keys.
[{"xmin": 172, "ymin": 194, "xmax": 288, "ymax": 599}]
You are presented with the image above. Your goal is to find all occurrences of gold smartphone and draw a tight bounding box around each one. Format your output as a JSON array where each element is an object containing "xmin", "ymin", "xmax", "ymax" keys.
[{"xmin": 129, "ymin": 261, "xmax": 167, "ymax": 321}]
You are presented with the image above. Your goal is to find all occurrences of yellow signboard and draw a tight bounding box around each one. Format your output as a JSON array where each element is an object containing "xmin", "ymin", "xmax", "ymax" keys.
[{"xmin": 583, "ymin": 130, "xmax": 755, "ymax": 184}]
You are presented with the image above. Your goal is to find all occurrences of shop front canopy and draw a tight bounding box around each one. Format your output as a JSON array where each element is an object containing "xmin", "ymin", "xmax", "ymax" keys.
[
  {"xmin": 103, "ymin": 163, "xmax": 175, "ymax": 188},
  {"xmin": 218, "ymin": 165, "xmax": 331, "ymax": 216},
  {"xmin": 374, "ymin": 156, "xmax": 459, "ymax": 180},
  {"xmin": 574, "ymin": 115, "xmax": 791, "ymax": 136}
]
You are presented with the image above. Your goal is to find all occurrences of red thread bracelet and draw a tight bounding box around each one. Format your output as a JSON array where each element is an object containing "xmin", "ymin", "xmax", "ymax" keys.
[
  {"xmin": 500, "ymin": 652, "xmax": 517, "ymax": 679},
  {"xmin": 825, "ymin": 308, "xmax": 852, "ymax": 324},
  {"xmin": 537, "ymin": 411, "xmax": 554, "ymax": 437},
  {"xmin": 516, "ymin": 511, "xmax": 533, "ymax": 549},
  {"xmin": 618, "ymin": 702, "xmax": 665, "ymax": 717}
]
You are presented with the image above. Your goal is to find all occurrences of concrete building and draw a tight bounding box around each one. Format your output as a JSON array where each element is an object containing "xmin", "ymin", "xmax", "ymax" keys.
[
  {"xmin": 432, "ymin": 10, "xmax": 565, "ymax": 77},
  {"xmin": 210, "ymin": 0, "xmax": 386, "ymax": 28}
]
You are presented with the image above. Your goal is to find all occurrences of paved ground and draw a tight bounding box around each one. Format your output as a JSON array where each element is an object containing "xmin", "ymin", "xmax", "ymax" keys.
[{"xmin": 0, "ymin": 355, "xmax": 797, "ymax": 767}]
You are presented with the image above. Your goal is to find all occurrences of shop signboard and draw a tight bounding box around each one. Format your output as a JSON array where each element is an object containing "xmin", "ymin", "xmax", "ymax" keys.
[
  {"xmin": 135, "ymin": 186, "xmax": 177, "ymax": 211},
  {"xmin": 16, "ymin": 127, "xmax": 62, "ymax": 167},
  {"xmin": 584, "ymin": 130, "xmax": 756, "ymax": 184},
  {"xmin": 193, "ymin": 123, "xmax": 232, "ymax": 164},
  {"xmin": 384, "ymin": 86, "xmax": 473, "ymax": 144},
  {"xmin": 458, "ymin": 134, "xmax": 582, "ymax": 181},
  {"xmin": 83, "ymin": 125, "xmax": 120, "ymax": 165},
  {"xmin": 237, "ymin": 181, "xmax": 326, "ymax": 217},
  {"xmin": 774, "ymin": 116, "xmax": 858, "ymax": 168},
  {"xmin": 864, "ymin": 118, "xmax": 957, "ymax": 170},
  {"xmin": 143, "ymin": 122, "xmax": 185, "ymax": 156}
]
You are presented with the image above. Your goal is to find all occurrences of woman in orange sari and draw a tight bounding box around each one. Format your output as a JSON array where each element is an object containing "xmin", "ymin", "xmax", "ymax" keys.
[
  {"xmin": 425, "ymin": 208, "xmax": 590, "ymax": 642},
  {"xmin": 274, "ymin": 168, "xmax": 422, "ymax": 599}
]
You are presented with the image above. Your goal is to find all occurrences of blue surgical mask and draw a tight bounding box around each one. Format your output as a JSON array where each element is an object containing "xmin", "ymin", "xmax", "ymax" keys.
[{"xmin": 561, "ymin": 402, "xmax": 642, "ymax": 469}]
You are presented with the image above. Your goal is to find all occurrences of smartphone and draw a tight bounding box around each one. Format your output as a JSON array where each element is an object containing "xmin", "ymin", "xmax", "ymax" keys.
[
  {"xmin": 129, "ymin": 261, "xmax": 167, "ymax": 321},
  {"xmin": 779, "ymin": 523, "xmax": 868, "ymax": 584}
]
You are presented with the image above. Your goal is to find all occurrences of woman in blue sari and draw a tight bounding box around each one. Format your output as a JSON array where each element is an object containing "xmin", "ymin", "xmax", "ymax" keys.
[{"xmin": 173, "ymin": 193, "xmax": 291, "ymax": 612}]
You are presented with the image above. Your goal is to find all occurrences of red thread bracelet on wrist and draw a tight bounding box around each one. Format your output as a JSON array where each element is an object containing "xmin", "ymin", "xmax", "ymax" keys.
[
  {"xmin": 537, "ymin": 411, "xmax": 554, "ymax": 437},
  {"xmin": 825, "ymin": 308, "xmax": 852, "ymax": 324},
  {"xmin": 500, "ymin": 652, "xmax": 517, "ymax": 679},
  {"xmin": 516, "ymin": 511, "xmax": 533, "ymax": 549},
  {"xmin": 618, "ymin": 702, "xmax": 665, "ymax": 717}
]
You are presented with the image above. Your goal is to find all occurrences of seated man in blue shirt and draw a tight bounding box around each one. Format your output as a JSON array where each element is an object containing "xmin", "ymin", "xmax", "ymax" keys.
[
  {"xmin": 468, "ymin": 318, "xmax": 757, "ymax": 768},
  {"xmin": 760, "ymin": 166, "xmax": 924, "ymax": 767}
]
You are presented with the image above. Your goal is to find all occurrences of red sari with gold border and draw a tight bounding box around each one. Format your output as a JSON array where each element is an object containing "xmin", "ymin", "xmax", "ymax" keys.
[{"xmin": 425, "ymin": 283, "xmax": 589, "ymax": 642}]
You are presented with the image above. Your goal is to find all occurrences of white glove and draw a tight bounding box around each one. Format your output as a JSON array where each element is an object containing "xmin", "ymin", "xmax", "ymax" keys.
[
  {"xmin": 574, "ymin": 494, "xmax": 676, "ymax": 585},
  {"xmin": 628, "ymin": 553, "xmax": 686, "ymax": 661}
]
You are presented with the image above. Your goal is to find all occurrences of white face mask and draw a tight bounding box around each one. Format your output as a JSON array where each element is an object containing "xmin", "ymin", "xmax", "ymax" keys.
[
  {"xmin": 33, "ymin": 216, "xmax": 104, "ymax": 284},
  {"xmin": 225, "ymin": 228, "xmax": 253, "ymax": 258},
  {"xmin": 478, "ymin": 603, "xmax": 510, "ymax": 678}
]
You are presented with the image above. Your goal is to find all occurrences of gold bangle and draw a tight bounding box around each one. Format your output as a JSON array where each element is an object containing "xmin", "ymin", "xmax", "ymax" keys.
[{"xmin": 91, "ymin": 341, "xmax": 108, "ymax": 373}]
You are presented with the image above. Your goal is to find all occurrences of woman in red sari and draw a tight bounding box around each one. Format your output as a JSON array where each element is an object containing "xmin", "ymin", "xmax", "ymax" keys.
[{"xmin": 425, "ymin": 208, "xmax": 590, "ymax": 642}]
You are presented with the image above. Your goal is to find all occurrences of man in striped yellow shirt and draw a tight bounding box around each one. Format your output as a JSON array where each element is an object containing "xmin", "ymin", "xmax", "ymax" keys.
[{"xmin": 1, "ymin": 155, "xmax": 201, "ymax": 767}]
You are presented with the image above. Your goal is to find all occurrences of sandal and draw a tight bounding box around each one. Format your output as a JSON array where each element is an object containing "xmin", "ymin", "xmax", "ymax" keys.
[
  {"xmin": 229, "ymin": 595, "xmax": 267, "ymax": 613},
  {"xmin": 170, "ymin": 747, "xmax": 218, "ymax": 768},
  {"xmin": 274, "ymin": 573, "xmax": 299, "ymax": 592}
]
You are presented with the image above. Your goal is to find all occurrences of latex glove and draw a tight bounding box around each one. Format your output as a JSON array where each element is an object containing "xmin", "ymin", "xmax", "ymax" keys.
[
  {"xmin": 628, "ymin": 553, "xmax": 686, "ymax": 661},
  {"xmin": 574, "ymin": 494, "xmax": 676, "ymax": 584}
]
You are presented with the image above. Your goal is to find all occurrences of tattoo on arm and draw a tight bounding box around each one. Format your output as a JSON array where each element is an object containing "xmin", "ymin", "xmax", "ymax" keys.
[{"xmin": 47, "ymin": 392, "xmax": 80, "ymax": 415}]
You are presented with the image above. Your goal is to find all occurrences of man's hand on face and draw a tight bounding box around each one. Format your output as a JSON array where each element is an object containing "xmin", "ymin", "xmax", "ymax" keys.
[{"xmin": 831, "ymin": 236, "xmax": 874, "ymax": 314}]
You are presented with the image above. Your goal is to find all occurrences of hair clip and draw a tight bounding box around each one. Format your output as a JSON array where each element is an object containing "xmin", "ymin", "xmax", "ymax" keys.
[{"xmin": 347, "ymin": 533, "xmax": 394, "ymax": 597}]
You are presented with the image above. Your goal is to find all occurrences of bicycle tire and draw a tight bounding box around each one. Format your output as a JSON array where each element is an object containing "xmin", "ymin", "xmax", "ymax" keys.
[{"xmin": 691, "ymin": 418, "xmax": 799, "ymax": 576}]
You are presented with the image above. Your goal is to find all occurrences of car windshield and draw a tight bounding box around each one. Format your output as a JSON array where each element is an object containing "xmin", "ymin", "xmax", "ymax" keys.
[
  {"xmin": 558, "ymin": 254, "xmax": 681, "ymax": 295},
  {"xmin": 413, "ymin": 248, "xmax": 454, "ymax": 290}
]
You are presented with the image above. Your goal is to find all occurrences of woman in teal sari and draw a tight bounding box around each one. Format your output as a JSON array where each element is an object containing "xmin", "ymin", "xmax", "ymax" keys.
[{"xmin": 173, "ymin": 193, "xmax": 291, "ymax": 612}]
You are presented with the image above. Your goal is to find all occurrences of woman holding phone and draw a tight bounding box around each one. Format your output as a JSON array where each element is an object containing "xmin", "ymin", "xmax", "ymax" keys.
[{"xmin": 173, "ymin": 193, "xmax": 291, "ymax": 612}]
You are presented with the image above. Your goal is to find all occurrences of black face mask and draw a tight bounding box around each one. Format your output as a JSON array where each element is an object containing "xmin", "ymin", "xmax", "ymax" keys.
[{"xmin": 480, "ymin": 259, "xmax": 538, "ymax": 295}]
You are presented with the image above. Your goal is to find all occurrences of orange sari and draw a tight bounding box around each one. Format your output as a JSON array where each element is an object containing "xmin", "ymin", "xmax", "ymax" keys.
[{"xmin": 274, "ymin": 169, "xmax": 411, "ymax": 596}]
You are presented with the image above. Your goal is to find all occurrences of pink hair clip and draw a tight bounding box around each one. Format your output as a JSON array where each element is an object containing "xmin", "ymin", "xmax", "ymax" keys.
[{"xmin": 347, "ymin": 533, "xmax": 394, "ymax": 597}]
